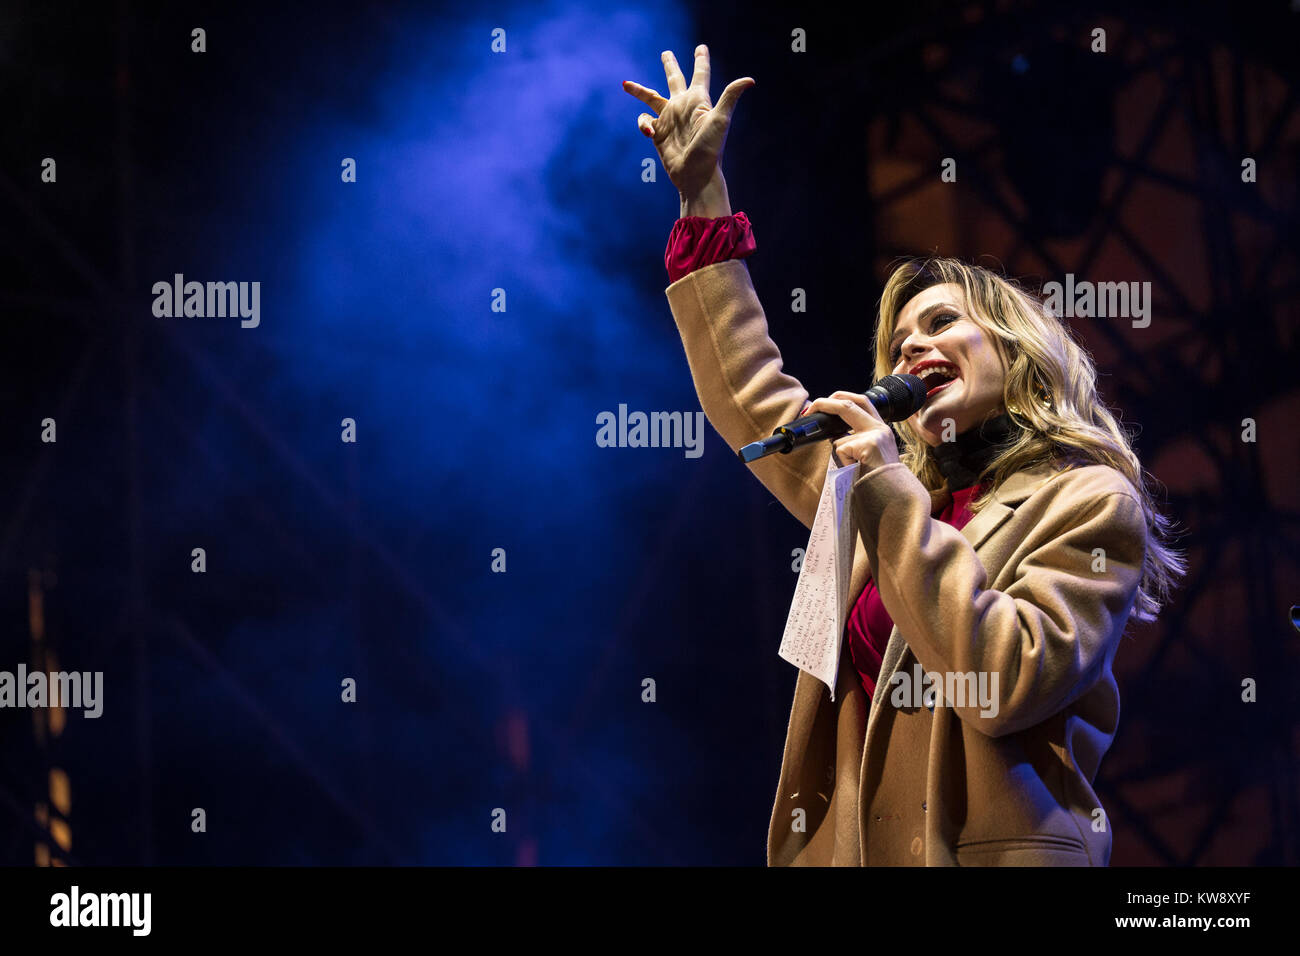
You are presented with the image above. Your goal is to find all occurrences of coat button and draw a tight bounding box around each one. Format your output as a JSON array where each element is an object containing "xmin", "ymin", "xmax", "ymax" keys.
[
  {"xmin": 921, "ymin": 801, "xmax": 927, "ymax": 812},
  {"xmin": 874, "ymin": 815, "xmax": 882, "ymax": 822},
  {"xmin": 910, "ymin": 837, "xmax": 923, "ymax": 856}
]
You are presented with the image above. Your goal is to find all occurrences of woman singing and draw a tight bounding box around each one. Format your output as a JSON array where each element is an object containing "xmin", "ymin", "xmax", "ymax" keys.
[{"xmin": 624, "ymin": 46, "xmax": 1186, "ymax": 866}]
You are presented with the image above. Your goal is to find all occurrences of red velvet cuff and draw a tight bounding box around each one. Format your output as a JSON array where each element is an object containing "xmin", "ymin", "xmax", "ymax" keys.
[{"xmin": 664, "ymin": 211, "xmax": 756, "ymax": 283}]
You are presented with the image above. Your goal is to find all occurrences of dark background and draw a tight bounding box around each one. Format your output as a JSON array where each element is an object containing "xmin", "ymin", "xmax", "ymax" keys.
[{"xmin": 1, "ymin": 0, "xmax": 1297, "ymax": 865}]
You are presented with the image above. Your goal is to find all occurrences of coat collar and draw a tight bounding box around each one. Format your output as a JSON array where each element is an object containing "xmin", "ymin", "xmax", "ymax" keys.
[{"xmin": 942, "ymin": 460, "xmax": 1060, "ymax": 552}]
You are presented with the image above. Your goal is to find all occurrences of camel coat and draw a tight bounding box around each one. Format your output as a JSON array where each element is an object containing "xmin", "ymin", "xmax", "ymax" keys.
[{"xmin": 664, "ymin": 258, "xmax": 1147, "ymax": 866}]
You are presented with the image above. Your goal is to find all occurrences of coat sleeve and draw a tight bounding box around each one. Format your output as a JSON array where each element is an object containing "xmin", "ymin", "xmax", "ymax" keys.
[
  {"xmin": 664, "ymin": 258, "xmax": 827, "ymax": 530},
  {"xmin": 850, "ymin": 462, "xmax": 1146, "ymax": 737}
]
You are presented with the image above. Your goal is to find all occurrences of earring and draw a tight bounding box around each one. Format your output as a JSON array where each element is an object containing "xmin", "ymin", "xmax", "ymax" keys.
[{"xmin": 1007, "ymin": 392, "xmax": 1051, "ymax": 419}]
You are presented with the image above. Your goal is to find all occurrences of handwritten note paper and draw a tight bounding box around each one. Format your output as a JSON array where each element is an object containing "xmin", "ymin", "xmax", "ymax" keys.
[{"xmin": 778, "ymin": 457, "xmax": 859, "ymax": 701}]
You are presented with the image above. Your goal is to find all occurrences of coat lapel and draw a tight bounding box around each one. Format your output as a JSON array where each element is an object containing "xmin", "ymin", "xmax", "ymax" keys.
[
  {"xmin": 773, "ymin": 461, "xmax": 1061, "ymax": 864},
  {"xmin": 860, "ymin": 462, "xmax": 1059, "ymax": 735}
]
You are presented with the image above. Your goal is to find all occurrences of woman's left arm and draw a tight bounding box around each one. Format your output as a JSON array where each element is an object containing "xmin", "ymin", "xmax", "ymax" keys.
[{"xmin": 851, "ymin": 461, "xmax": 1146, "ymax": 737}]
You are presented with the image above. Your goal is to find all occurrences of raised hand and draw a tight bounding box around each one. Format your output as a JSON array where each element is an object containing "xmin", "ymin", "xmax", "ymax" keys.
[{"xmin": 622, "ymin": 45, "xmax": 754, "ymax": 200}]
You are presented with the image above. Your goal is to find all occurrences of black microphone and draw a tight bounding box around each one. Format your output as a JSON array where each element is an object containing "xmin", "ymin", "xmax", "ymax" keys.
[{"xmin": 737, "ymin": 374, "xmax": 930, "ymax": 463}]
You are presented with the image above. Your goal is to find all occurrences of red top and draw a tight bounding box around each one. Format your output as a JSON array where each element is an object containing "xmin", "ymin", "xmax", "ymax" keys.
[
  {"xmin": 843, "ymin": 482, "xmax": 986, "ymax": 698},
  {"xmin": 667, "ymin": 212, "xmax": 988, "ymax": 698}
]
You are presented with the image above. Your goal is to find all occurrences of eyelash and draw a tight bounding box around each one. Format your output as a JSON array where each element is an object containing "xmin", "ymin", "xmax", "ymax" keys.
[{"xmin": 891, "ymin": 313, "xmax": 955, "ymax": 364}]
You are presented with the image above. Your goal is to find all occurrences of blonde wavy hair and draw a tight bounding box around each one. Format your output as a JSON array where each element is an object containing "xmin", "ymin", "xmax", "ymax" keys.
[{"xmin": 875, "ymin": 256, "xmax": 1186, "ymax": 624}]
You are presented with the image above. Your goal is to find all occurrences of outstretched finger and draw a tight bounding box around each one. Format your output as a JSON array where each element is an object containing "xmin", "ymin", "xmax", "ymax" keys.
[
  {"xmin": 713, "ymin": 76, "xmax": 755, "ymax": 123},
  {"xmin": 689, "ymin": 44, "xmax": 710, "ymax": 93},
  {"xmin": 622, "ymin": 80, "xmax": 667, "ymax": 113},
  {"xmin": 661, "ymin": 50, "xmax": 687, "ymax": 96}
]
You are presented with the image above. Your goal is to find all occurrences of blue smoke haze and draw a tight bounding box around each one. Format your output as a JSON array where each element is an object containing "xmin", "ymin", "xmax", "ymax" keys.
[{"xmin": 98, "ymin": 1, "xmax": 773, "ymax": 864}]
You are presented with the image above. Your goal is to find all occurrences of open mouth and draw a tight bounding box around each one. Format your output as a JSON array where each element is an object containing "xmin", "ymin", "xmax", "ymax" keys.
[
  {"xmin": 926, "ymin": 378, "xmax": 957, "ymax": 399},
  {"xmin": 918, "ymin": 364, "xmax": 960, "ymax": 398}
]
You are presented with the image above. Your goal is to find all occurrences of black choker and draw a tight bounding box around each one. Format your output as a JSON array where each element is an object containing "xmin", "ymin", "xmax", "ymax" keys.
[{"xmin": 931, "ymin": 412, "xmax": 1022, "ymax": 492}]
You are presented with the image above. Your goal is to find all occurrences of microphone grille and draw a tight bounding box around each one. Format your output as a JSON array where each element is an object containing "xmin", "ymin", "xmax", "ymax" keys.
[{"xmin": 877, "ymin": 373, "xmax": 930, "ymax": 421}]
